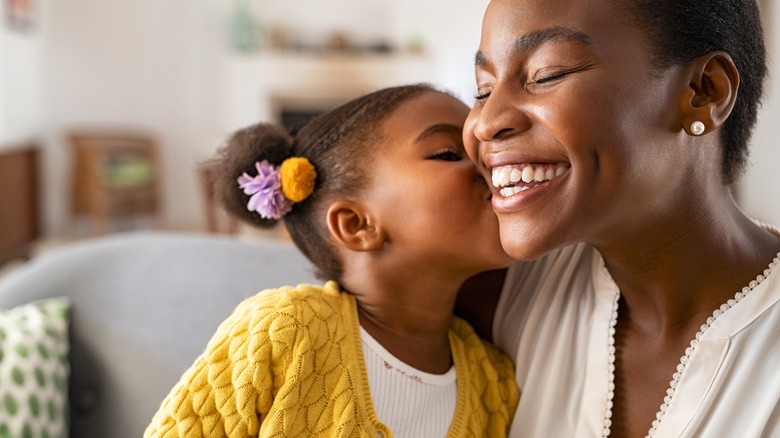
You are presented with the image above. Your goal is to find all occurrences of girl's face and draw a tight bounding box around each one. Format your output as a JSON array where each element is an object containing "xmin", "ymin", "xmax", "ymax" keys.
[
  {"xmin": 365, "ymin": 91, "xmax": 512, "ymax": 274},
  {"xmin": 464, "ymin": 0, "xmax": 695, "ymax": 260}
]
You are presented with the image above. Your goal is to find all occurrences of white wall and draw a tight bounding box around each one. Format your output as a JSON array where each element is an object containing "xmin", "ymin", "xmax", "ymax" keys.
[
  {"xmin": 0, "ymin": 0, "xmax": 45, "ymax": 147},
  {"xmin": 41, "ymin": 0, "xmax": 226, "ymax": 234},
  {"xmin": 741, "ymin": 1, "xmax": 780, "ymax": 225},
  {"xmin": 23, "ymin": 0, "xmax": 779, "ymax": 235},
  {"xmin": 388, "ymin": 0, "xmax": 489, "ymax": 102},
  {"xmin": 38, "ymin": 0, "xmax": 489, "ymax": 235}
]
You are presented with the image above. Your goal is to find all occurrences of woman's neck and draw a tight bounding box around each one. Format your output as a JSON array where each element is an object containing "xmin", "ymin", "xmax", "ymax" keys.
[{"xmin": 595, "ymin": 197, "xmax": 780, "ymax": 337}]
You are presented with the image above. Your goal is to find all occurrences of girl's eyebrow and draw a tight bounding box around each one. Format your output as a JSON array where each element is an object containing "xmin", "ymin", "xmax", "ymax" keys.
[
  {"xmin": 474, "ymin": 26, "xmax": 594, "ymax": 67},
  {"xmin": 415, "ymin": 124, "xmax": 462, "ymax": 143}
]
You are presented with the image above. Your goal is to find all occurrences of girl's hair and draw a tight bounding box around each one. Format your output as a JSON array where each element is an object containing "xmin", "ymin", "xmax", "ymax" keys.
[
  {"xmin": 621, "ymin": 0, "xmax": 767, "ymax": 184},
  {"xmin": 204, "ymin": 83, "xmax": 436, "ymax": 281}
]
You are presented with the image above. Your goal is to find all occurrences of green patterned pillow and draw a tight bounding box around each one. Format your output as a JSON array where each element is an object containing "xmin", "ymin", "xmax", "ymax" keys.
[{"xmin": 0, "ymin": 298, "xmax": 70, "ymax": 438}]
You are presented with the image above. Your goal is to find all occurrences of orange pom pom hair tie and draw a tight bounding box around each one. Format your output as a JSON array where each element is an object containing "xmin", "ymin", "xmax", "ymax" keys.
[
  {"xmin": 237, "ymin": 157, "xmax": 317, "ymax": 220},
  {"xmin": 280, "ymin": 157, "xmax": 317, "ymax": 203}
]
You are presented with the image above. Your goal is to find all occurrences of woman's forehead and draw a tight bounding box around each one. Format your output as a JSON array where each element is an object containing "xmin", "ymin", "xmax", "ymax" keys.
[
  {"xmin": 479, "ymin": 0, "xmax": 647, "ymax": 61},
  {"xmin": 483, "ymin": 0, "xmax": 636, "ymax": 40}
]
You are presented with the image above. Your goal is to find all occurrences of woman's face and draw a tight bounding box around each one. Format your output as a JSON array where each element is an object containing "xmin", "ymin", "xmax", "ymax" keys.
[
  {"xmin": 364, "ymin": 91, "xmax": 512, "ymax": 275},
  {"xmin": 464, "ymin": 0, "xmax": 696, "ymax": 260}
]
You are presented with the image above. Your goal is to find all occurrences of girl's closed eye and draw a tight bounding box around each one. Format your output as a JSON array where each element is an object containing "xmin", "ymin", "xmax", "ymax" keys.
[{"xmin": 431, "ymin": 148, "xmax": 462, "ymax": 161}]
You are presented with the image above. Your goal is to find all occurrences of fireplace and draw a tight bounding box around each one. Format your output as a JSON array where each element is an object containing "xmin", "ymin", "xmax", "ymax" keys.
[
  {"xmin": 221, "ymin": 52, "xmax": 434, "ymax": 136},
  {"xmin": 270, "ymin": 94, "xmax": 348, "ymax": 134}
]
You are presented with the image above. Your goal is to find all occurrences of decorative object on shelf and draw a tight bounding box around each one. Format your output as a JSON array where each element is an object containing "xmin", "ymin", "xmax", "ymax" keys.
[
  {"xmin": 6, "ymin": 0, "xmax": 34, "ymax": 31},
  {"xmin": 229, "ymin": 0, "xmax": 260, "ymax": 53},
  {"xmin": 326, "ymin": 32, "xmax": 351, "ymax": 53},
  {"xmin": 266, "ymin": 25, "xmax": 288, "ymax": 51},
  {"xmin": 408, "ymin": 28, "xmax": 425, "ymax": 54}
]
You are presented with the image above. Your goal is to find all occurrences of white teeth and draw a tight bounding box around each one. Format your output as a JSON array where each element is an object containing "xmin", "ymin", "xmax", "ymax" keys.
[
  {"xmin": 533, "ymin": 167, "xmax": 545, "ymax": 182},
  {"xmin": 490, "ymin": 163, "xmax": 571, "ymax": 195},
  {"xmin": 521, "ymin": 167, "xmax": 535, "ymax": 183},
  {"xmin": 499, "ymin": 185, "xmax": 532, "ymax": 197},
  {"xmin": 510, "ymin": 168, "xmax": 522, "ymax": 184},
  {"xmin": 498, "ymin": 167, "xmax": 511, "ymax": 187}
]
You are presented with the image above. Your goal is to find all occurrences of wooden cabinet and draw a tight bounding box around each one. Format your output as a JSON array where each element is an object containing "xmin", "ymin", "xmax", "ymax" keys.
[
  {"xmin": 0, "ymin": 145, "xmax": 40, "ymax": 265},
  {"xmin": 69, "ymin": 131, "xmax": 161, "ymax": 233}
]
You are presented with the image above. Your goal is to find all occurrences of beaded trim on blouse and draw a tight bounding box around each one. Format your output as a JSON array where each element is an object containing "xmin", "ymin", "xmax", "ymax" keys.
[{"xmin": 600, "ymin": 251, "xmax": 780, "ymax": 438}]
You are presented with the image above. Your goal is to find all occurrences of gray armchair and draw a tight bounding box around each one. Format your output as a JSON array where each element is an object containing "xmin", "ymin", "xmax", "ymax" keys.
[{"xmin": 0, "ymin": 231, "xmax": 316, "ymax": 438}]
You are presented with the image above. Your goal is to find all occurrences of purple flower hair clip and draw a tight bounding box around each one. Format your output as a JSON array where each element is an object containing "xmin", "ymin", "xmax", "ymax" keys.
[{"xmin": 237, "ymin": 160, "xmax": 292, "ymax": 220}]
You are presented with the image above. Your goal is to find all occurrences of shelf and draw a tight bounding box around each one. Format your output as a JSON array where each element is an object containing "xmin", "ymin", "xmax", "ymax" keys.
[{"xmin": 69, "ymin": 131, "xmax": 161, "ymax": 234}]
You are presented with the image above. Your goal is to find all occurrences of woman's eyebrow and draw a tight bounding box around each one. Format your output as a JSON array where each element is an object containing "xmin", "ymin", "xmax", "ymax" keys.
[
  {"xmin": 474, "ymin": 26, "xmax": 594, "ymax": 67},
  {"xmin": 415, "ymin": 124, "xmax": 462, "ymax": 143}
]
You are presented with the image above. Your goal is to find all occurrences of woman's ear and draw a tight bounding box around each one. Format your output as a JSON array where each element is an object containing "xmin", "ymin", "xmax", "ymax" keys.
[
  {"xmin": 679, "ymin": 51, "xmax": 739, "ymax": 136},
  {"xmin": 326, "ymin": 200, "xmax": 386, "ymax": 252}
]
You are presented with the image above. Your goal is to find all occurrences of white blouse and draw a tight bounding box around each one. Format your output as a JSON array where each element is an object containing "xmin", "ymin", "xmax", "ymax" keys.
[{"xmin": 495, "ymin": 227, "xmax": 780, "ymax": 437}]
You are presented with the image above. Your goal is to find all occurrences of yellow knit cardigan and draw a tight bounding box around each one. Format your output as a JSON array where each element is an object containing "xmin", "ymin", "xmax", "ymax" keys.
[{"xmin": 145, "ymin": 281, "xmax": 518, "ymax": 437}]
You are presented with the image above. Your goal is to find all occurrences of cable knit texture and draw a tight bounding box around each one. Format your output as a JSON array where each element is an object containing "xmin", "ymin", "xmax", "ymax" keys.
[{"xmin": 145, "ymin": 281, "xmax": 518, "ymax": 437}]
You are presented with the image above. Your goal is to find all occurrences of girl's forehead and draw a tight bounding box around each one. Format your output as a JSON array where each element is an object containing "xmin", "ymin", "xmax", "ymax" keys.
[{"xmin": 380, "ymin": 94, "xmax": 468, "ymax": 141}]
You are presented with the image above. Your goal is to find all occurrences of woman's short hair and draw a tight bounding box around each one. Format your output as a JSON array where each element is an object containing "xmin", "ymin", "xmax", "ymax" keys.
[{"xmin": 624, "ymin": 0, "xmax": 767, "ymax": 184}]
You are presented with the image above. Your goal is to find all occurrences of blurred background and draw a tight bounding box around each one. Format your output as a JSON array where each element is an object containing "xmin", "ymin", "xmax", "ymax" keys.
[{"xmin": 0, "ymin": 0, "xmax": 778, "ymax": 269}]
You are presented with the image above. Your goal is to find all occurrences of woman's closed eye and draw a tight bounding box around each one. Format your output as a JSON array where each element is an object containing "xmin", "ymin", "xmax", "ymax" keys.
[
  {"xmin": 532, "ymin": 68, "xmax": 574, "ymax": 84},
  {"xmin": 473, "ymin": 69, "xmax": 576, "ymax": 101},
  {"xmin": 529, "ymin": 64, "xmax": 592, "ymax": 87},
  {"xmin": 431, "ymin": 148, "xmax": 462, "ymax": 161}
]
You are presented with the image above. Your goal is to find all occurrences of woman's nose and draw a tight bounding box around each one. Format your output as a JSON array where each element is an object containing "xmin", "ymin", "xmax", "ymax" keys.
[{"xmin": 470, "ymin": 85, "xmax": 531, "ymax": 143}]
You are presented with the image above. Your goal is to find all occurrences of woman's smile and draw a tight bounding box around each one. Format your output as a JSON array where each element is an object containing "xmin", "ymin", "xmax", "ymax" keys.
[
  {"xmin": 490, "ymin": 163, "xmax": 570, "ymax": 197},
  {"xmin": 488, "ymin": 162, "xmax": 571, "ymax": 213}
]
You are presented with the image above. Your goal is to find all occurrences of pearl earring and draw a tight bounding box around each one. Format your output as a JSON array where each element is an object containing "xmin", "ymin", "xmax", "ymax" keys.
[{"xmin": 691, "ymin": 121, "xmax": 705, "ymax": 136}]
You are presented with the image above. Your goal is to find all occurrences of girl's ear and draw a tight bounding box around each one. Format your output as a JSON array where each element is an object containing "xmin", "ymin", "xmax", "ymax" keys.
[
  {"xmin": 326, "ymin": 200, "xmax": 387, "ymax": 252},
  {"xmin": 678, "ymin": 51, "xmax": 739, "ymax": 136}
]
